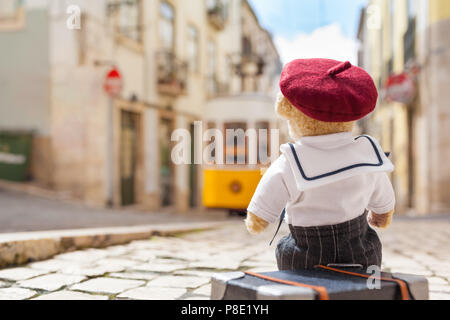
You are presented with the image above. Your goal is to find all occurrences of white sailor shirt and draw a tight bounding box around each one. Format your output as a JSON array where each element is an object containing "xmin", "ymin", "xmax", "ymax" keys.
[{"xmin": 247, "ymin": 132, "xmax": 396, "ymax": 227}]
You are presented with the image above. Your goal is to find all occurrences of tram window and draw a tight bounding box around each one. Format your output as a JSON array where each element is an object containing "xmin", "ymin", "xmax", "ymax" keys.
[
  {"xmin": 225, "ymin": 122, "xmax": 247, "ymax": 165},
  {"xmin": 206, "ymin": 121, "xmax": 217, "ymax": 163},
  {"xmin": 256, "ymin": 121, "xmax": 270, "ymax": 164}
]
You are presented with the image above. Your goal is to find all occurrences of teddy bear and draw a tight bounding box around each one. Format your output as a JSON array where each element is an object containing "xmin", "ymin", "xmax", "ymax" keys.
[{"xmin": 245, "ymin": 58, "xmax": 395, "ymax": 271}]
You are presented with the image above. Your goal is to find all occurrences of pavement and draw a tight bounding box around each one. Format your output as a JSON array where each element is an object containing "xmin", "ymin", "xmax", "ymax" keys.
[
  {"xmin": 0, "ymin": 188, "xmax": 227, "ymax": 233},
  {"xmin": 0, "ymin": 186, "xmax": 232, "ymax": 268},
  {"xmin": 0, "ymin": 216, "xmax": 449, "ymax": 300}
]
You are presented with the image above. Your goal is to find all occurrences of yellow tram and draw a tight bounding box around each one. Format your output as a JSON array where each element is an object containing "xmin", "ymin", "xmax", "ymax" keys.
[{"xmin": 202, "ymin": 93, "xmax": 280, "ymax": 213}]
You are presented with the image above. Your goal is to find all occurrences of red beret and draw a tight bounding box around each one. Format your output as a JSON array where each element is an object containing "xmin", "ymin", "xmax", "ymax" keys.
[{"xmin": 280, "ymin": 58, "xmax": 378, "ymax": 122}]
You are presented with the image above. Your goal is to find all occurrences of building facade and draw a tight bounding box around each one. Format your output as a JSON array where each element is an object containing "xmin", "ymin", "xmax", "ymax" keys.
[
  {"xmin": 358, "ymin": 0, "xmax": 450, "ymax": 215},
  {"xmin": 0, "ymin": 0, "xmax": 281, "ymax": 212}
]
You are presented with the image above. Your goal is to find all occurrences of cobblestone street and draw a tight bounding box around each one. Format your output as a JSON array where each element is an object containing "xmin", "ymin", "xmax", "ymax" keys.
[{"xmin": 0, "ymin": 217, "xmax": 449, "ymax": 300}]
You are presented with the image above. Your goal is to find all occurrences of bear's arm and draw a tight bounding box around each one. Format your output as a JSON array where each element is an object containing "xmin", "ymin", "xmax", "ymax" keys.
[
  {"xmin": 367, "ymin": 172, "xmax": 396, "ymax": 214},
  {"xmin": 247, "ymin": 155, "xmax": 292, "ymax": 224},
  {"xmin": 367, "ymin": 172, "xmax": 396, "ymax": 229}
]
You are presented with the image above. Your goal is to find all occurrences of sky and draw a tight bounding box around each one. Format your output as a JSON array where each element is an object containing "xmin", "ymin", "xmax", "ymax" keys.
[{"xmin": 248, "ymin": 0, "xmax": 368, "ymax": 64}]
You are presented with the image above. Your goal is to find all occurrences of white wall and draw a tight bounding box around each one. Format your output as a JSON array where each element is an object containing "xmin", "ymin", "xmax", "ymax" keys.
[{"xmin": 0, "ymin": 7, "xmax": 51, "ymax": 135}]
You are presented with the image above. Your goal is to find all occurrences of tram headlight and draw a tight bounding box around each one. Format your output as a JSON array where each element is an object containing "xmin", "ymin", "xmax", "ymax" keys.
[{"xmin": 230, "ymin": 180, "xmax": 243, "ymax": 194}]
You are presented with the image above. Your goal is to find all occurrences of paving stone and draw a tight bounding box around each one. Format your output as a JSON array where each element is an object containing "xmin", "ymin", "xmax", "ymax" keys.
[
  {"xmin": 29, "ymin": 259, "xmax": 89, "ymax": 272},
  {"xmin": 182, "ymin": 295, "xmax": 210, "ymax": 300},
  {"xmin": 71, "ymin": 278, "xmax": 144, "ymax": 295},
  {"xmin": 55, "ymin": 249, "xmax": 109, "ymax": 262},
  {"xmin": 32, "ymin": 290, "xmax": 109, "ymax": 300},
  {"xmin": 117, "ymin": 287, "xmax": 186, "ymax": 300},
  {"xmin": 128, "ymin": 240, "xmax": 166, "ymax": 249},
  {"xmin": 153, "ymin": 257, "xmax": 187, "ymax": 263},
  {"xmin": 32, "ymin": 259, "xmax": 126, "ymax": 277},
  {"xmin": 18, "ymin": 274, "xmax": 86, "ymax": 291},
  {"xmin": 436, "ymin": 271, "xmax": 450, "ymax": 280},
  {"xmin": 0, "ymin": 287, "xmax": 37, "ymax": 300},
  {"xmin": 95, "ymin": 258, "xmax": 139, "ymax": 270},
  {"xmin": 423, "ymin": 261, "xmax": 450, "ymax": 270},
  {"xmin": 61, "ymin": 266, "xmax": 115, "ymax": 277},
  {"xmin": 427, "ymin": 277, "xmax": 449, "ymax": 286},
  {"xmin": 192, "ymin": 284, "xmax": 212, "ymax": 296},
  {"xmin": 241, "ymin": 259, "xmax": 278, "ymax": 268},
  {"xmin": 104, "ymin": 245, "xmax": 132, "ymax": 256},
  {"xmin": 429, "ymin": 284, "xmax": 450, "ymax": 294},
  {"xmin": 174, "ymin": 270, "xmax": 218, "ymax": 278},
  {"xmin": 170, "ymin": 251, "xmax": 215, "ymax": 262},
  {"xmin": 245, "ymin": 252, "xmax": 275, "ymax": 263},
  {"xmin": 125, "ymin": 250, "xmax": 158, "ymax": 262},
  {"xmin": 391, "ymin": 267, "xmax": 434, "ymax": 277},
  {"xmin": 384, "ymin": 259, "xmax": 424, "ymax": 269},
  {"xmin": 188, "ymin": 260, "xmax": 240, "ymax": 270},
  {"xmin": 128, "ymin": 251, "xmax": 193, "ymax": 263},
  {"xmin": 0, "ymin": 267, "xmax": 49, "ymax": 281},
  {"xmin": 147, "ymin": 276, "xmax": 210, "ymax": 289},
  {"xmin": 109, "ymin": 272, "xmax": 158, "ymax": 281},
  {"xmin": 131, "ymin": 262, "xmax": 188, "ymax": 273},
  {"xmin": 429, "ymin": 291, "xmax": 450, "ymax": 300}
]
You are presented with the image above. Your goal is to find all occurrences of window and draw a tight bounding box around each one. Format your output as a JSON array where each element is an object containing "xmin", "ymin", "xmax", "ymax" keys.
[
  {"xmin": 206, "ymin": 0, "xmax": 216, "ymax": 11},
  {"xmin": 223, "ymin": 55, "xmax": 232, "ymax": 92},
  {"xmin": 205, "ymin": 122, "xmax": 217, "ymax": 163},
  {"xmin": 187, "ymin": 25, "xmax": 199, "ymax": 73},
  {"xmin": 225, "ymin": 122, "xmax": 247, "ymax": 165},
  {"xmin": 207, "ymin": 40, "xmax": 217, "ymax": 96},
  {"xmin": 389, "ymin": 0, "xmax": 395, "ymax": 60},
  {"xmin": 109, "ymin": 0, "xmax": 142, "ymax": 43},
  {"xmin": 407, "ymin": 0, "xmax": 417, "ymax": 19},
  {"xmin": 160, "ymin": 1, "xmax": 174, "ymax": 50},
  {"xmin": 256, "ymin": 122, "xmax": 270, "ymax": 164},
  {"xmin": 208, "ymin": 41, "xmax": 216, "ymax": 76},
  {"xmin": 404, "ymin": 0, "xmax": 417, "ymax": 65},
  {"xmin": 0, "ymin": 0, "xmax": 25, "ymax": 31},
  {"xmin": 118, "ymin": 0, "xmax": 141, "ymax": 42},
  {"xmin": 242, "ymin": 36, "xmax": 252, "ymax": 56},
  {"xmin": 206, "ymin": 0, "xmax": 228, "ymax": 20}
]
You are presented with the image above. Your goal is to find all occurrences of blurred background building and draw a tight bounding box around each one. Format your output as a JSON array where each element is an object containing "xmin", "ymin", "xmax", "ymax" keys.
[
  {"xmin": 2, "ymin": 0, "xmax": 448, "ymax": 218},
  {"xmin": 358, "ymin": 0, "xmax": 450, "ymax": 215},
  {"xmin": 0, "ymin": 0, "xmax": 281, "ymax": 212}
]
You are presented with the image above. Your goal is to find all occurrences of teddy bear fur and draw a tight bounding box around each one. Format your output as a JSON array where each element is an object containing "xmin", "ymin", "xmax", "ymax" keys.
[{"xmin": 245, "ymin": 93, "xmax": 394, "ymax": 235}]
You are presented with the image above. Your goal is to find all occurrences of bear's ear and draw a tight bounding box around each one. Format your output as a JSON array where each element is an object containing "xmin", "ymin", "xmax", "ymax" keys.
[{"xmin": 276, "ymin": 93, "xmax": 295, "ymax": 119}]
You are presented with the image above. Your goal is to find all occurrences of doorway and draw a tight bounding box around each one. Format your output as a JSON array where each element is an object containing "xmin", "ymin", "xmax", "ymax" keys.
[
  {"xmin": 120, "ymin": 110, "xmax": 139, "ymax": 206},
  {"xmin": 189, "ymin": 123, "xmax": 198, "ymax": 208},
  {"xmin": 160, "ymin": 117, "xmax": 174, "ymax": 207}
]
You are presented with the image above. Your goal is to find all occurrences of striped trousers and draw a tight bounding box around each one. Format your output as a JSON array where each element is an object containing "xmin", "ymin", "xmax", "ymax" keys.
[{"xmin": 276, "ymin": 211, "xmax": 382, "ymax": 271}]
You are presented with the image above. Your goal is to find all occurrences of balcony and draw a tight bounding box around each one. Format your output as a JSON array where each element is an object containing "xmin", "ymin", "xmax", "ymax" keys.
[
  {"xmin": 207, "ymin": 1, "xmax": 227, "ymax": 30},
  {"xmin": 207, "ymin": 75, "xmax": 230, "ymax": 99},
  {"xmin": 233, "ymin": 53, "xmax": 266, "ymax": 77},
  {"xmin": 156, "ymin": 51, "xmax": 188, "ymax": 96}
]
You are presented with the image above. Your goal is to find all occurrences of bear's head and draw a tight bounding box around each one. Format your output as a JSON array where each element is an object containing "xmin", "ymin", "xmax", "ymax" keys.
[{"xmin": 275, "ymin": 92, "xmax": 355, "ymax": 140}]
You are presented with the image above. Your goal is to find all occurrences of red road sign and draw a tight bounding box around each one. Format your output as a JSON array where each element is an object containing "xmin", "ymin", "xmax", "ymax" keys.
[
  {"xmin": 104, "ymin": 68, "xmax": 123, "ymax": 97},
  {"xmin": 384, "ymin": 72, "xmax": 415, "ymax": 104}
]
